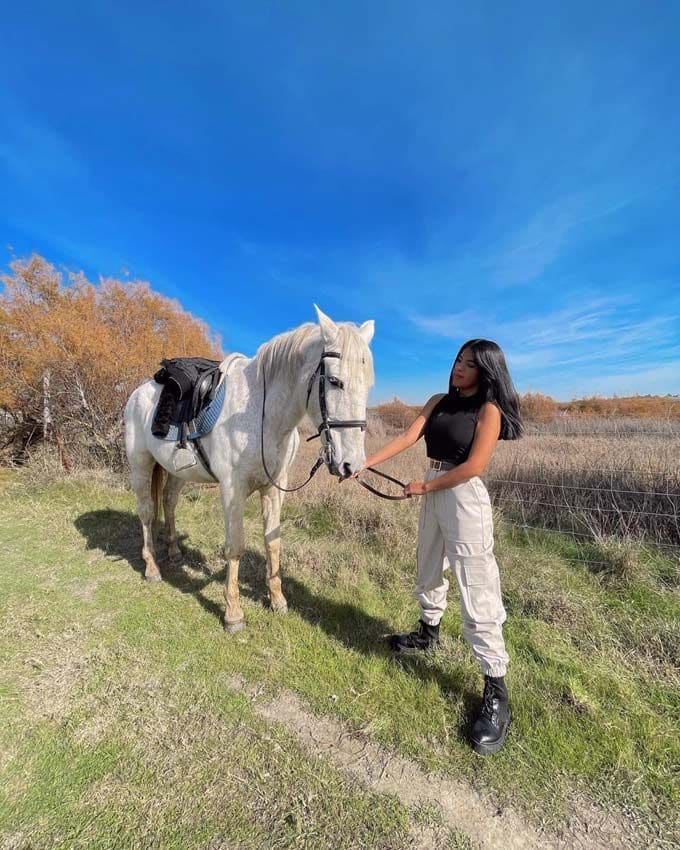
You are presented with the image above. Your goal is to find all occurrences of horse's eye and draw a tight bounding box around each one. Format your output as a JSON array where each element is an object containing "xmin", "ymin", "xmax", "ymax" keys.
[{"xmin": 328, "ymin": 376, "xmax": 344, "ymax": 389}]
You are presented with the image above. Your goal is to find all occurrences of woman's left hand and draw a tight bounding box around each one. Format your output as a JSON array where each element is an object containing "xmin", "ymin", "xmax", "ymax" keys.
[{"xmin": 404, "ymin": 481, "xmax": 427, "ymax": 497}]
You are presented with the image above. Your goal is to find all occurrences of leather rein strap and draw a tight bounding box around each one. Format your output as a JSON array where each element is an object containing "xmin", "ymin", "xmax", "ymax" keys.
[
  {"xmin": 260, "ymin": 365, "xmax": 325, "ymax": 493},
  {"xmin": 261, "ymin": 349, "xmax": 409, "ymax": 499},
  {"xmin": 261, "ymin": 350, "xmax": 367, "ymax": 493},
  {"xmin": 356, "ymin": 467, "xmax": 410, "ymax": 500}
]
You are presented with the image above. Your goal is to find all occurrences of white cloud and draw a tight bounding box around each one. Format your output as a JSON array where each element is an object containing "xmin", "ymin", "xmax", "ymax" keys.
[
  {"xmin": 408, "ymin": 295, "xmax": 680, "ymax": 398},
  {"xmin": 549, "ymin": 361, "xmax": 680, "ymax": 400},
  {"xmin": 409, "ymin": 295, "xmax": 647, "ymax": 351},
  {"xmin": 490, "ymin": 193, "xmax": 635, "ymax": 286}
]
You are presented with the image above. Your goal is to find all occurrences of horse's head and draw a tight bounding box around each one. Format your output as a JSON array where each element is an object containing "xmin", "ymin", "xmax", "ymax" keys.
[{"xmin": 305, "ymin": 305, "xmax": 375, "ymax": 480}]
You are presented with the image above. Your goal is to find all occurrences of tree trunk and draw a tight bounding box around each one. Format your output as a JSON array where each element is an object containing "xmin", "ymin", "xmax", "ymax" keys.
[{"xmin": 43, "ymin": 369, "xmax": 52, "ymax": 440}]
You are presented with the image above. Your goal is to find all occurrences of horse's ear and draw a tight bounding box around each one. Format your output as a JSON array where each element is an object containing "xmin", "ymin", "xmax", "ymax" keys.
[
  {"xmin": 358, "ymin": 320, "xmax": 374, "ymax": 345},
  {"xmin": 313, "ymin": 304, "xmax": 338, "ymax": 345}
]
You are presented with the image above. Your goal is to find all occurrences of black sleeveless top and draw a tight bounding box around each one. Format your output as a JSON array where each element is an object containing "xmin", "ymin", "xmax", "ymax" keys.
[{"xmin": 424, "ymin": 388, "xmax": 486, "ymax": 465}]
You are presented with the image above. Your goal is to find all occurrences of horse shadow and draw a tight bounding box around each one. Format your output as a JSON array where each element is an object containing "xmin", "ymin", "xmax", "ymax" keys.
[
  {"xmin": 75, "ymin": 507, "xmax": 225, "ymax": 621},
  {"xmin": 74, "ymin": 508, "xmax": 479, "ymax": 736}
]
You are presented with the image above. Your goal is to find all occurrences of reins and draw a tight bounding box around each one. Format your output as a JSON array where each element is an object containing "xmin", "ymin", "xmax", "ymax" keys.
[
  {"xmin": 356, "ymin": 467, "xmax": 410, "ymax": 500},
  {"xmin": 260, "ymin": 349, "xmax": 410, "ymax": 500},
  {"xmin": 260, "ymin": 366, "xmax": 325, "ymax": 493}
]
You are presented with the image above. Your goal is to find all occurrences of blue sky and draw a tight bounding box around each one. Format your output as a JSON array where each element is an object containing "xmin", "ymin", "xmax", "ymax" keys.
[{"xmin": 1, "ymin": 1, "xmax": 679, "ymax": 403}]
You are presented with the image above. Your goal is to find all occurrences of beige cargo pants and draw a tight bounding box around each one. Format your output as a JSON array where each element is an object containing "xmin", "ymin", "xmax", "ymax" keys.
[{"xmin": 414, "ymin": 465, "xmax": 509, "ymax": 678}]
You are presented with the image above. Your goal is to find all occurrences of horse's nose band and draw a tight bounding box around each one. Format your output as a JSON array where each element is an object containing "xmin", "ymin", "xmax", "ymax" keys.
[
  {"xmin": 304, "ymin": 350, "xmax": 367, "ymax": 446},
  {"xmin": 261, "ymin": 349, "xmax": 367, "ymax": 493},
  {"xmin": 261, "ymin": 348, "xmax": 408, "ymax": 500}
]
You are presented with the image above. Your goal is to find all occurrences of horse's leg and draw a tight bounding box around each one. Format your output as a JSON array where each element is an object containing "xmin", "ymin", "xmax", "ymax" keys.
[
  {"xmin": 220, "ymin": 481, "xmax": 246, "ymax": 633},
  {"xmin": 129, "ymin": 455, "xmax": 163, "ymax": 582},
  {"xmin": 260, "ymin": 485, "xmax": 288, "ymax": 614},
  {"xmin": 163, "ymin": 474, "xmax": 186, "ymax": 563}
]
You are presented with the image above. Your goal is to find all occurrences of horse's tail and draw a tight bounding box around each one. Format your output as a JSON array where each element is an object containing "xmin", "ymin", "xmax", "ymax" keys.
[{"xmin": 151, "ymin": 462, "xmax": 165, "ymax": 525}]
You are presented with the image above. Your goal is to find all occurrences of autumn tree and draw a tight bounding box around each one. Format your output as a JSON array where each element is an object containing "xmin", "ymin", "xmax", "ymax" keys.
[
  {"xmin": 519, "ymin": 392, "xmax": 558, "ymax": 423},
  {"xmin": 0, "ymin": 254, "xmax": 223, "ymax": 468}
]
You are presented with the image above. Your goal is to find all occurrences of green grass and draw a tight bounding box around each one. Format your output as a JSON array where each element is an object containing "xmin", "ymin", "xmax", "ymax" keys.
[{"xmin": 1, "ymin": 468, "xmax": 678, "ymax": 847}]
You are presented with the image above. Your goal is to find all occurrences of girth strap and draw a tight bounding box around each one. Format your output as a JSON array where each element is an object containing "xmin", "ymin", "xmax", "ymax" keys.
[{"xmin": 193, "ymin": 435, "xmax": 217, "ymax": 481}]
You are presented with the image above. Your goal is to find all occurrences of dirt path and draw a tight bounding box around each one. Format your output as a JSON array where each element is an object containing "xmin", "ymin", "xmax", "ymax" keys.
[{"xmin": 228, "ymin": 676, "xmax": 650, "ymax": 850}]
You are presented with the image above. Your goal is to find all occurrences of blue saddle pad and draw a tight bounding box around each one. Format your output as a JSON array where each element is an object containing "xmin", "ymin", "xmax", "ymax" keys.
[{"xmin": 158, "ymin": 379, "xmax": 226, "ymax": 443}]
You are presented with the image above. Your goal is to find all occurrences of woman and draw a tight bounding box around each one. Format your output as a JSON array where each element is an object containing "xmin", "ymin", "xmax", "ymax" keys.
[{"xmin": 354, "ymin": 339, "xmax": 523, "ymax": 755}]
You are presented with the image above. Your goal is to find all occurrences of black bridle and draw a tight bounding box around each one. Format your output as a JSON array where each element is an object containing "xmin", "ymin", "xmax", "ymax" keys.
[
  {"xmin": 303, "ymin": 351, "xmax": 367, "ymax": 460},
  {"xmin": 260, "ymin": 349, "xmax": 409, "ymax": 499}
]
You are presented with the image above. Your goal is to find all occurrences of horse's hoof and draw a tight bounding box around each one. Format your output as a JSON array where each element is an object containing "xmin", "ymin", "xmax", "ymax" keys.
[
  {"xmin": 224, "ymin": 619, "xmax": 245, "ymax": 634},
  {"xmin": 271, "ymin": 601, "xmax": 288, "ymax": 615},
  {"xmin": 145, "ymin": 573, "xmax": 162, "ymax": 583},
  {"xmin": 167, "ymin": 551, "xmax": 182, "ymax": 565}
]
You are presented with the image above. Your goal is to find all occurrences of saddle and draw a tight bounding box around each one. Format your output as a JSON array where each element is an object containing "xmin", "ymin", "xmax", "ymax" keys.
[{"xmin": 151, "ymin": 356, "xmax": 222, "ymax": 445}]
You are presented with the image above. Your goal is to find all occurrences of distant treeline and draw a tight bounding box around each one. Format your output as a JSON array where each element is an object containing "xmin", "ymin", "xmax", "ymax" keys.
[{"xmin": 371, "ymin": 391, "xmax": 680, "ymax": 429}]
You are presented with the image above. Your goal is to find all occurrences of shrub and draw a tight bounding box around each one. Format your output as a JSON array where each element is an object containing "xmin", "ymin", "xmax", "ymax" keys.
[
  {"xmin": 0, "ymin": 254, "xmax": 222, "ymax": 469},
  {"xmin": 519, "ymin": 392, "xmax": 558, "ymax": 423},
  {"xmin": 372, "ymin": 397, "xmax": 418, "ymax": 432}
]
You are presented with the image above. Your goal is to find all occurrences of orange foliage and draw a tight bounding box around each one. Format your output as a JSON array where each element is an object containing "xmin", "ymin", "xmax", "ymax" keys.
[
  {"xmin": 0, "ymin": 254, "xmax": 223, "ymax": 467},
  {"xmin": 519, "ymin": 392, "xmax": 558, "ymax": 423},
  {"xmin": 372, "ymin": 397, "xmax": 419, "ymax": 430},
  {"xmin": 370, "ymin": 392, "xmax": 680, "ymax": 427},
  {"xmin": 558, "ymin": 395, "xmax": 680, "ymax": 418}
]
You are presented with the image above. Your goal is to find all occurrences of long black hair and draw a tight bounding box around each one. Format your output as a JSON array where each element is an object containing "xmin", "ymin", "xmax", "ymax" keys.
[{"xmin": 448, "ymin": 339, "xmax": 523, "ymax": 440}]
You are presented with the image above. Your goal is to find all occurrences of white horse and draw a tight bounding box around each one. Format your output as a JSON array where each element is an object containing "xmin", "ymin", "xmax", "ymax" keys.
[{"xmin": 123, "ymin": 305, "xmax": 375, "ymax": 632}]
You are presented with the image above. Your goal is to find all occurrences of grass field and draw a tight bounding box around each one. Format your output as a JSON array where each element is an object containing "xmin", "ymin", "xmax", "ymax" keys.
[{"xmin": 0, "ymin": 445, "xmax": 678, "ymax": 849}]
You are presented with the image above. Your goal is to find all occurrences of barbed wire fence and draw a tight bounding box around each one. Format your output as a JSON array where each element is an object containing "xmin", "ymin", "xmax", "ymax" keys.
[{"xmin": 367, "ymin": 412, "xmax": 680, "ymax": 571}]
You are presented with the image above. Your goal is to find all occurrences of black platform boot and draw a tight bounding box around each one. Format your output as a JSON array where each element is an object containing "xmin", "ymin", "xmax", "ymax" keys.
[
  {"xmin": 388, "ymin": 619, "xmax": 440, "ymax": 654},
  {"xmin": 470, "ymin": 675, "xmax": 511, "ymax": 755}
]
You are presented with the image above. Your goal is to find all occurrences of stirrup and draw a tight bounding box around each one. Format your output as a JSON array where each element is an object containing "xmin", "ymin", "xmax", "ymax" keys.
[{"xmin": 172, "ymin": 447, "xmax": 197, "ymax": 471}]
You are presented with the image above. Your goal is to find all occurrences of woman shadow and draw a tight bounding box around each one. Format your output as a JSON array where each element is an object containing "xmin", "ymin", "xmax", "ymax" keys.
[{"xmin": 74, "ymin": 508, "xmax": 479, "ymax": 737}]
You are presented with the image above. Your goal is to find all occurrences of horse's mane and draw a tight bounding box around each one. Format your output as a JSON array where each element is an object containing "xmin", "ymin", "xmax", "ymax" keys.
[{"xmin": 254, "ymin": 322, "xmax": 374, "ymax": 387}]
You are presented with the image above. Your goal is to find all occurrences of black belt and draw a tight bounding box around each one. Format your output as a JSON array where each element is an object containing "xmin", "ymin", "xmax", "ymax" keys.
[{"xmin": 428, "ymin": 458, "xmax": 456, "ymax": 471}]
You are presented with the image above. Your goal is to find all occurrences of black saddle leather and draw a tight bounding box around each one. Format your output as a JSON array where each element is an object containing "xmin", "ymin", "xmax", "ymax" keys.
[{"xmin": 151, "ymin": 357, "xmax": 221, "ymax": 439}]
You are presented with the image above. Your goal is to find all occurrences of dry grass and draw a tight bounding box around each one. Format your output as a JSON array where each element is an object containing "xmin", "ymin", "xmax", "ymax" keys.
[{"xmin": 341, "ymin": 416, "xmax": 680, "ymax": 556}]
